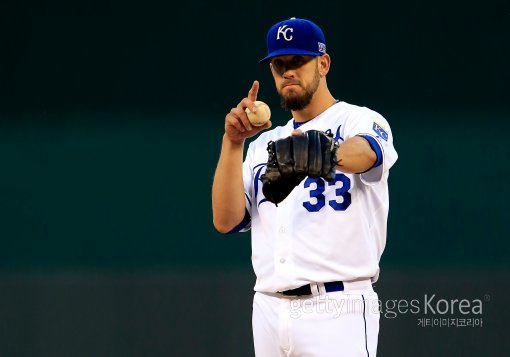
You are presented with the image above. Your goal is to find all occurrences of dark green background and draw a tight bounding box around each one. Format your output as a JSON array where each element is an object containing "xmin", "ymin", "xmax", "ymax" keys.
[{"xmin": 0, "ymin": 0, "xmax": 509, "ymax": 356}]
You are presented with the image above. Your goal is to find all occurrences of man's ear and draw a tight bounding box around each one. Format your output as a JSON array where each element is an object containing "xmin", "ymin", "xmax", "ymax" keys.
[{"xmin": 319, "ymin": 54, "xmax": 331, "ymax": 76}]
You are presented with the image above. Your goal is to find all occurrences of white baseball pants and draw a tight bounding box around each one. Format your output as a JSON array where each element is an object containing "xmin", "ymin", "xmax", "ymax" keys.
[{"xmin": 252, "ymin": 281, "xmax": 379, "ymax": 356}]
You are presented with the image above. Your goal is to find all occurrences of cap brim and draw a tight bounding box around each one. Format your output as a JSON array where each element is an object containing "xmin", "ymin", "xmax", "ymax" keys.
[{"xmin": 259, "ymin": 48, "xmax": 323, "ymax": 63}]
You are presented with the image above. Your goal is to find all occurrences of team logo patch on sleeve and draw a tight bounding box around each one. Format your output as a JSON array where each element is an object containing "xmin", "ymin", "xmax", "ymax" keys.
[{"xmin": 372, "ymin": 122, "xmax": 388, "ymax": 141}]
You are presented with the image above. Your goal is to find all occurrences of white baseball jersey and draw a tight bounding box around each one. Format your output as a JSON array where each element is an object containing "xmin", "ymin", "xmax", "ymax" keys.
[{"xmin": 237, "ymin": 101, "xmax": 398, "ymax": 293}]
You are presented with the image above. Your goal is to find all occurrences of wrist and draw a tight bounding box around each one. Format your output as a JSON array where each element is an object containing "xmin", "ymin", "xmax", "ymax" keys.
[{"xmin": 223, "ymin": 134, "xmax": 245, "ymax": 149}]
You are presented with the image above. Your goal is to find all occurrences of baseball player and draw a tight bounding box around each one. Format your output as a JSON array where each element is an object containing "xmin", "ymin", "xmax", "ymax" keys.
[{"xmin": 212, "ymin": 17, "xmax": 398, "ymax": 356}]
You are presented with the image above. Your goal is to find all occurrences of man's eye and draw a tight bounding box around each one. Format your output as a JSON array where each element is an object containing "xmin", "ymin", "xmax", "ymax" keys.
[
  {"xmin": 292, "ymin": 56, "xmax": 304, "ymax": 65},
  {"xmin": 272, "ymin": 61, "xmax": 285, "ymax": 73}
]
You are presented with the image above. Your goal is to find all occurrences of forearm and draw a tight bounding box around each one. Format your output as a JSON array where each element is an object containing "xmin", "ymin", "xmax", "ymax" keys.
[
  {"xmin": 336, "ymin": 136, "xmax": 377, "ymax": 174},
  {"xmin": 212, "ymin": 135, "xmax": 247, "ymax": 233}
]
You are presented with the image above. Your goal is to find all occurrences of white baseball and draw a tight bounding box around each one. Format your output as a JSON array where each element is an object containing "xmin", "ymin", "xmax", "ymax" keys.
[{"xmin": 245, "ymin": 101, "xmax": 271, "ymax": 126}]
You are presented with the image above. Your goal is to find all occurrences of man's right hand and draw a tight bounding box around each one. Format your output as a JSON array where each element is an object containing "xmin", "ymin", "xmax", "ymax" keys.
[{"xmin": 224, "ymin": 80, "xmax": 272, "ymax": 144}]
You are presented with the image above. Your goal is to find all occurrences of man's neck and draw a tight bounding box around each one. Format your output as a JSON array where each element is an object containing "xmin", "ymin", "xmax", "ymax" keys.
[{"xmin": 292, "ymin": 87, "xmax": 337, "ymax": 122}]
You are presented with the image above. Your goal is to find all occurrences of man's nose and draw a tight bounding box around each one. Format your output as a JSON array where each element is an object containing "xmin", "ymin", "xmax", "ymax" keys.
[{"xmin": 282, "ymin": 70, "xmax": 296, "ymax": 78}]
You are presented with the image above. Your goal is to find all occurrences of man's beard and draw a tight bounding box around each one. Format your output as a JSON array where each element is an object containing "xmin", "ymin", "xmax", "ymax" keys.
[{"xmin": 279, "ymin": 68, "xmax": 321, "ymax": 111}]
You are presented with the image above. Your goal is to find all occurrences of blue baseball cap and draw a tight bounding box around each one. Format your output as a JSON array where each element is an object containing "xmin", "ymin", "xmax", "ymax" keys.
[{"xmin": 260, "ymin": 17, "xmax": 326, "ymax": 63}]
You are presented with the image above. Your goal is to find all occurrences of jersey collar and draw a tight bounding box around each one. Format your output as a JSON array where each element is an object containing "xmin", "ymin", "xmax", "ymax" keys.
[{"xmin": 292, "ymin": 99, "xmax": 340, "ymax": 129}]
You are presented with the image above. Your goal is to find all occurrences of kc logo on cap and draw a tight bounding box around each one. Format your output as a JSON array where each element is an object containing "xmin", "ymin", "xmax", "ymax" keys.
[
  {"xmin": 277, "ymin": 25, "xmax": 294, "ymax": 41},
  {"xmin": 260, "ymin": 17, "xmax": 327, "ymax": 63}
]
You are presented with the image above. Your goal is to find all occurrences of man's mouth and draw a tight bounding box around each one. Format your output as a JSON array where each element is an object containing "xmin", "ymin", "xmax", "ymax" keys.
[{"xmin": 282, "ymin": 82, "xmax": 300, "ymax": 89}]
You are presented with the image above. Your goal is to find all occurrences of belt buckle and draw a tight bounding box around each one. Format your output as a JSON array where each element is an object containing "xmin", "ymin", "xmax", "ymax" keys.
[{"xmin": 309, "ymin": 282, "xmax": 321, "ymax": 296}]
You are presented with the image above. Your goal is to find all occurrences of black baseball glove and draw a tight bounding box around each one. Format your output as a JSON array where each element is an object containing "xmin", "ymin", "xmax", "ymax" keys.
[{"xmin": 260, "ymin": 130, "xmax": 339, "ymax": 205}]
